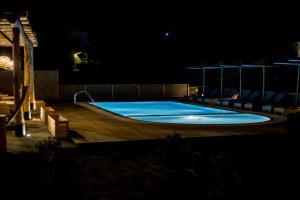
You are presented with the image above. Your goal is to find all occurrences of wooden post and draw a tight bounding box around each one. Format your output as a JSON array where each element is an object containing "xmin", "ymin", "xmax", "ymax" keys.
[
  {"xmin": 13, "ymin": 27, "xmax": 26, "ymax": 136},
  {"xmin": 239, "ymin": 66, "xmax": 242, "ymax": 100},
  {"xmin": 0, "ymin": 115, "xmax": 7, "ymax": 153},
  {"xmin": 220, "ymin": 68, "xmax": 223, "ymax": 97},
  {"xmin": 29, "ymin": 46, "xmax": 36, "ymax": 110},
  {"xmin": 202, "ymin": 68, "xmax": 205, "ymax": 95},
  {"xmin": 137, "ymin": 84, "xmax": 140, "ymax": 99},
  {"xmin": 187, "ymin": 84, "xmax": 190, "ymax": 97},
  {"xmin": 111, "ymin": 84, "xmax": 114, "ymax": 100},
  {"xmin": 262, "ymin": 66, "xmax": 265, "ymax": 100},
  {"xmin": 296, "ymin": 65, "xmax": 300, "ymax": 105},
  {"xmin": 23, "ymin": 43, "xmax": 31, "ymax": 120}
]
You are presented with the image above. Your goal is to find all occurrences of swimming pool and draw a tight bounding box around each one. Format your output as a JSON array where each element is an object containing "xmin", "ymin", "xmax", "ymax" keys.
[{"xmin": 89, "ymin": 101, "xmax": 271, "ymax": 125}]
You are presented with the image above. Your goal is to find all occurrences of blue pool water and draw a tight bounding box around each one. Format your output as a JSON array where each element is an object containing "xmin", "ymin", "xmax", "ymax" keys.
[{"xmin": 89, "ymin": 101, "xmax": 271, "ymax": 125}]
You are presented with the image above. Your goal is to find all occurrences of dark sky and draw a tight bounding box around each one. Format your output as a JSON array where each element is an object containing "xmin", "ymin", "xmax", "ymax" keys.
[{"xmin": 1, "ymin": 1, "xmax": 300, "ymax": 83}]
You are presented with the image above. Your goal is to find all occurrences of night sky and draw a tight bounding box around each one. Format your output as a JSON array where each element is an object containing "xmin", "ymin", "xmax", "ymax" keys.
[{"xmin": 1, "ymin": 1, "xmax": 300, "ymax": 83}]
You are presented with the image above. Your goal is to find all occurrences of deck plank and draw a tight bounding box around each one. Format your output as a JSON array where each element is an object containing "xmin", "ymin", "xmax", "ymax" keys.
[{"xmin": 52, "ymin": 103, "xmax": 288, "ymax": 144}]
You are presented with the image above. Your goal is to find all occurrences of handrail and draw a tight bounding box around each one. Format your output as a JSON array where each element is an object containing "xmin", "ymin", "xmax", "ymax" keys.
[
  {"xmin": 6, "ymin": 86, "xmax": 29, "ymax": 125},
  {"xmin": 73, "ymin": 90, "xmax": 95, "ymax": 103}
]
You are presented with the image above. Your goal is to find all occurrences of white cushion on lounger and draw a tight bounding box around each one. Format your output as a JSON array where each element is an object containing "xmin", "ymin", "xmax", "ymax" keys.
[
  {"xmin": 215, "ymin": 100, "xmax": 222, "ymax": 106},
  {"xmin": 234, "ymin": 102, "xmax": 242, "ymax": 109},
  {"xmin": 196, "ymin": 98, "xmax": 203, "ymax": 103},
  {"xmin": 244, "ymin": 103, "xmax": 253, "ymax": 110},
  {"xmin": 262, "ymin": 105, "xmax": 272, "ymax": 113},
  {"xmin": 187, "ymin": 96, "xmax": 194, "ymax": 101},
  {"xmin": 222, "ymin": 101, "xmax": 230, "ymax": 107}
]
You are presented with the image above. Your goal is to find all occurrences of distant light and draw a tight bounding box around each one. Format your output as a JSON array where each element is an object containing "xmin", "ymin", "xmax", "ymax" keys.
[
  {"xmin": 274, "ymin": 62, "xmax": 300, "ymax": 66},
  {"xmin": 26, "ymin": 133, "xmax": 31, "ymax": 137},
  {"xmin": 242, "ymin": 64, "xmax": 256, "ymax": 67},
  {"xmin": 288, "ymin": 59, "xmax": 300, "ymax": 62},
  {"xmin": 164, "ymin": 32, "xmax": 170, "ymax": 37}
]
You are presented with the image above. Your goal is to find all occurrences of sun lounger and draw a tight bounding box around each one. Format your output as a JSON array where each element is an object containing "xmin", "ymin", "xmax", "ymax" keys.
[
  {"xmin": 202, "ymin": 89, "xmax": 220, "ymax": 104},
  {"xmin": 234, "ymin": 91, "xmax": 260, "ymax": 109},
  {"xmin": 222, "ymin": 90, "xmax": 251, "ymax": 107},
  {"xmin": 244, "ymin": 91, "xmax": 275, "ymax": 110},
  {"xmin": 215, "ymin": 89, "xmax": 238, "ymax": 106},
  {"xmin": 262, "ymin": 93, "xmax": 288, "ymax": 113}
]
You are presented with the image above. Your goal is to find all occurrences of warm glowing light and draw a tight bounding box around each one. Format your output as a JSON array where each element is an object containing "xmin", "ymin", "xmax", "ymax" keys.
[
  {"xmin": 74, "ymin": 52, "xmax": 82, "ymax": 64},
  {"xmin": 0, "ymin": 56, "xmax": 13, "ymax": 70}
]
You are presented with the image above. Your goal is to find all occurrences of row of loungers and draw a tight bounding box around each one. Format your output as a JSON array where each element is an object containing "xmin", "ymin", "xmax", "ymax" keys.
[{"xmin": 186, "ymin": 88, "xmax": 299, "ymax": 115}]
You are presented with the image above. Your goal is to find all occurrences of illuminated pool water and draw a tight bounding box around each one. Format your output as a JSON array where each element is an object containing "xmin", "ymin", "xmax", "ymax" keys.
[{"xmin": 89, "ymin": 101, "xmax": 271, "ymax": 125}]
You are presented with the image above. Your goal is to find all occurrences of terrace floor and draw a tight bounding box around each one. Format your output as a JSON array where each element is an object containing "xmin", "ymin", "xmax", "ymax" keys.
[
  {"xmin": 6, "ymin": 117, "xmax": 50, "ymax": 153},
  {"xmin": 51, "ymin": 103, "xmax": 288, "ymax": 144},
  {"xmin": 6, "ymin": 115, "xmax": 75, "ymax": 153}
]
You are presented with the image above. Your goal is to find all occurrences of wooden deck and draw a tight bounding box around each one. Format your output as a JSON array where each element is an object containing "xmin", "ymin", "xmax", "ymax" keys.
[{"xmin": 52, "ymin": 103, "xmax": 288, "ymax": 144}]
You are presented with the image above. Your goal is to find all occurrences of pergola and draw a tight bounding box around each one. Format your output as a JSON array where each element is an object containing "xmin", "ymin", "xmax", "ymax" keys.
[
  {"xmin": 187, "ymin": 60, "xmax": 300, "ymax": 105},
  {"xmin": 0, "ymin": 11, "xmax": 38, "ymax": 136}
]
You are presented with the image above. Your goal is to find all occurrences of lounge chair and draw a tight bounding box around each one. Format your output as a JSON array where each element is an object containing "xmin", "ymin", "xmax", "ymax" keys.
[
  {"xmin": 244, "ymin": 91, "xmax": 275, "ymax": 110},
  {"xmin": 272, "ymin": 94, "xmax": 300, "ymax": 115},
  {"xmin": 196, "ymin": 88, "xmax": 218, "ymax": 103},
  {"xmin": 212, "ymin": 89, "xmax": 239, "ymax": 106},
  {"xmin": 234, "ymin": 91, "xmax": 260, "ymax": 109},
  {"xmin": 262, "ymin": 92, "xmax": 288, "ymax": 113},
  {"xmin": 202, "ymin": 88, "xmax": 220, "ymax": 104},
  {"xmin": 222, "ymin": 90, "xmax": 251, "ymax": 107}
]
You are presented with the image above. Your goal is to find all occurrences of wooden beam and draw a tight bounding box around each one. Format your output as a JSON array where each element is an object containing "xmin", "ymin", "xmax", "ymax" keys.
[
  {"xmin": 239, "ymin": 66, "xmax": 242, "ymax": 100},
  {"xmin": 29, "ymin": 46, "xmax": 36, "ymax": 110},
  {"xmin": 13, "ymin": 19, "xmax": 33, "ymax": 47},
  {"xmin": 296, "ymin": 66, "xmax": 300, "ymax": 105},
  {"xmin": 23, "ymin": 43, "xmax": 31, "ymax": 120},
  {"xmin": 202, "ymin": 68, "xmax": 205, "ymax": 95},
  {"xmin": 12, "ymin": 27, "xmax": 26, "ymax": 136},
  {"xmin": 0, "ymin": 30, "xmax": 12, "ymax": 43},
  {"xmin": 262, "ymin": 66, "xmax": 265, "ymax": 100},
  {"xmin": 1, "ymin": 15, "xmax": 38, "ymax": 47},
  {"xmin": 220, "ymin": 68, "xmax": 223, "ymax": 97}
]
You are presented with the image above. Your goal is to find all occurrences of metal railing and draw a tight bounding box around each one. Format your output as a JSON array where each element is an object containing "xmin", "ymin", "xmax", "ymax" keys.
[{"xmin": 73, "ymin": 89, "xmax": 95, "ymax": 103}]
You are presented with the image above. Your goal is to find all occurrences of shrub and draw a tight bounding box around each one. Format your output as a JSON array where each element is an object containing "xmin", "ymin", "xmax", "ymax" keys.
[
  {"xmin": 37, "ymin": 136, "xmax": 61, "ymax": 163},
  {"xmin": 161, "ymin": 133, "xmax": 190, "ymax": 169}
]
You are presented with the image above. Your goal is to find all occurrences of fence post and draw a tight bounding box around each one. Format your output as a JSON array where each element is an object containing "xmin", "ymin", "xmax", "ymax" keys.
[
  {"xmin": 137, "ymin": 84, "xmax": 140, "ymax": 99},
  {"xmin": 163, "ymin": 84, "xmax": 166, "ymax": 98},
  {"xmin": 111, "ymin": 84, "xmax": 114, "ymax": 100},
  {"xmin": 0, "ymin": 115, "xmax": 7, "ymax": 153}
]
